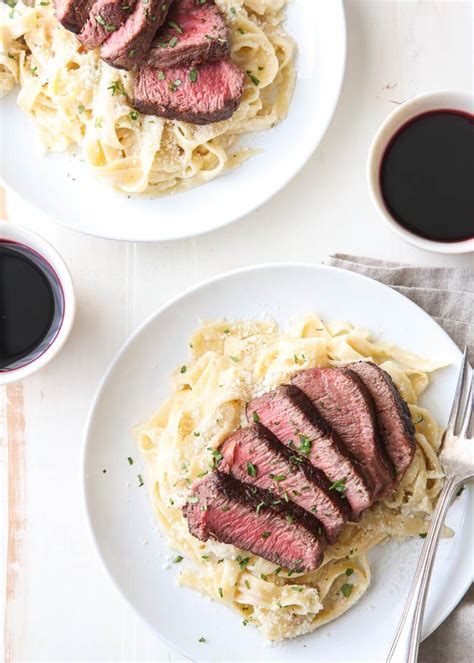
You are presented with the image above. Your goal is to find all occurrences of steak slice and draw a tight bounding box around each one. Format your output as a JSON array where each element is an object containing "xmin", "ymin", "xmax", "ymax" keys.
[
  {"xmin": 79, "ymin": 0, "xmax": 138, "ymax": 48},
  {"xmin": 347, "ymin": 362, "xmax": 416, "ymax": 482},
  {"xmin": 146, "ymin": 0, "xmax": 229, "ymax": 69},
  {"xmin": 54, "ymin": 0, "xmax": 95, "ymax": 34},
  {"xmin": 184, "ymin": 471, "xmax": 325, "ymax": 572},
  {"xmin": 219, "ymin": 423, "xmax": 348, "ymax": 543},
  {"xmin": 292, "ymin": 368, "xmax": 395, "ymax": 499},
  {"xmin": 247, "ymin": 386, "xmax": 372, "ymax": 520},
  {"xmin": 132, "ymin": 59, "xmax": 244, "ymax": 124},
  {"xmin": 100, "ymin": 0, "xmax": 174, "ymax": 70}
]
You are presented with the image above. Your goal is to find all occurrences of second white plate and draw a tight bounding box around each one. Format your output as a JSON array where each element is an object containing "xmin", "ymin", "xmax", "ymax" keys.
[
  {"xmin": 0, "ymin": 1, "xmax": 346, "ymax": 241},
  {"xmin": 83, "ymin": 263, "xmax": 473, "ymax": 662}
]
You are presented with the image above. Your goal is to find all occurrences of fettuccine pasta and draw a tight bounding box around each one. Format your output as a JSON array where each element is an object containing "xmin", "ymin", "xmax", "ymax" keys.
[
  {"xmin": 0, "ymin": 0, "xmax": 295, "ymax": 194},
  {"xmin": 135, "ymin": 315, "xmax": 448, "ymax": 641}
]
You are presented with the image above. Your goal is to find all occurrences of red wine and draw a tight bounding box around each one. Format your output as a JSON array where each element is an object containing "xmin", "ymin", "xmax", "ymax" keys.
[
  {"xmin": 380, "ymin": 109, "xmax": 474, "ymax": 243},
  {"xmin": 0, "ymin": 240, "xmax": 64, "ymax": 371}
]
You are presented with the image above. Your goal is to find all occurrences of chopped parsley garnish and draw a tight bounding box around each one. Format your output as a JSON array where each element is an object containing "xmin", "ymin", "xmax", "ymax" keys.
[
  {"xmin": 244, "ymin": 579, "xmax": 250, "ymax": 589},
  {"xmin": 78, "ymin": 104, "xmax": 85, "ymax": 114},
  {"xmin": 168, "ymin": 20, "xmax": 183, "ymax": 33},
  {"xmin": 255, "ymin": 501, "xmax": 265, "ymax": 514},
  {"xmin": 157, "ymin": 70, "xmax": 166, "ymax": 80},
  {"xmin": 252, "ymin": 411, "xmax": 260, "ymax": 423},
  {"xmin": 247, "ymin": 462, "xmax": 257, "ymax": 477},
  {"xmin": 310, "ymin": 505, "xmax": 318, "ymax": 513},
  {"xmin": 127, "ymin": 457, "xmax": 134, "ymax": 465},
  {"xmin": 189, "ymin": 68, "xmax": 198, "ymax": 83},
  {"xmin": 341, "ymin": 583, "xmax": 353, "ymax": 598},
  {"xmin": 456, "ymin": 485, "xmax": 465, "ymax": 497},
  {"xmin": 169, "ymin": 497, "xmax": 175, "ymax": 506},
  {"xmin": 229, "ymin": 355, "xmax": 240, "ymax": 362},
  {"xmin": 107, "ymin": 80, "xmax": 125, "ymax": 96},
  {"xmin": 242, "ymin": 620, "xmax": 248, "ymax": 626},
  {"xmin": 95, "ymin": 117, "xmax": 103, "ymax": 128},
  {"xmin": 223, "ymin": 328, "xmax": 230, "ymax": 334},
  {"xmin": 180, "ymin": 365, "xmax": 187, "ymax": 373},
  {"xmin": 285, "ymin": 515, "xmax": 294, "ymax": 524},
  {"xmin": 230, "ymin": 6, "xmax": 237, "ymax": 14},
  {"xmin": 187, "ymin": 496, "xmax": 199, "ymax": 504},
  {"xmin": 238, "ymin": 28, "xmax": 245, "ymax": 34},
  {"xmin": 297, "ymin": 434, "xmax": 312, "ymax": 455},
  {"xmin": 345, "ymin": 568, "xmax": 354, "ymax": 576},
  {"xmin": 329, "ymin": 477, "xmax": 347, "ymax": 494},
  {"xmin": 197, "ymin": 470, "xmax": 208, "ymax": 478},
  {"xmin": 173, "ymin": 555, "xmax": 183, "ymax": 563},
  {"xmin": 95, "ymin": 15, "xmax": 117, "ymax": 32},
  {"xmin": 246, "ymin": 70, "xmax": 260, "ymax": 86},
  {"xmin": 201, "ymin": 554, "xmax": 210, "ymax": 560},
  {"xmin": 289, "ymin": 455, "xmax": 303, "ymax": 464},
  {"xmin": 419, "ymin": 532, "xmax": 427, "ymax": 539},
  {"xmin": 137, "ymin": 474, "xmax": 144, "ymax": 487},
  {"xmin": 218, "ymin": 587, "xmax": 223, "ymax": 597},
  {"xmin": 194, "ymin": 431, "xmax": 200, "ymax": 437},
  {"xmin": 260, "ymin": 573, "xmax": 268, "ymax": 581},
  {"xmin": 292, "ymin": 586, "xmax": 304, "ymax": 592},
  {"xmin": 237, "ymin": 556, "xmax": 250, "ymax": 570},
  {"xmin": 198, "ymin": 636, "xmax": 206, "ymax": 643},
  {"xmin": 169, "ymin": 36, "xmax": 178, "ymax": 48},
  {"xmin": 128, "ymin": 49, "xmax": 136, "ymax": 58},
  {"xmin": 269, "ymin": 473, "xmax": 286, "ymax": 482},
  {"xmin": 261, "ymin": 531, "xmax": 271, "ymax": 539},
  {"xmin": 274, "ymin": 567, "xmax": 282, "ymax": 575},
  {"xmin": 211, "ymin": 449, "xmax": 223, "ymax": 468}
]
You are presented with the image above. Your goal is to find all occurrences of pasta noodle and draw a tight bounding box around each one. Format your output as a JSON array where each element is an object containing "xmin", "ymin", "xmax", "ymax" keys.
[
  {"xmin": 0, "ymin": 0, "xmax": 295, "ymax": 195},
  {"xmin": 134, "ymin": 315, "xmax": 449, "ymax": 641}
]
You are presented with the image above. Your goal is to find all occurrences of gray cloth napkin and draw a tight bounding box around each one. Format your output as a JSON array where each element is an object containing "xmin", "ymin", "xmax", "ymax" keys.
[{"xmin": 324, "ymin": 254, "xmax": 473, "ymax": 663}]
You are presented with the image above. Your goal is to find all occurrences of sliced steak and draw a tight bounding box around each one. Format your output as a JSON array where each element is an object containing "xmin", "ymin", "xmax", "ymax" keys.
[
  {"xmin": 79, "ymin": 0, "xmax": 137, "ymax": 48},
  {"xmin": 292, "ymin": 368, "xmax": 395, "ymax": 499},
  {"xmin": 184, "ymin": 471, "xmax": 325, "ymax": 572},
  {"xmin": 247, "ymin": 386, "xmax": 372, "ymax": 520},
  {"xmin": 100, "ymin": 0, "xmax": 175, "ymax": 70},
  {"xmin": 347, "ymin": 362, "xmax": 416, "ymax": 482},
  {"xmin": 54, "ymin": 0, "xmax": 95, "ymax": 34},
  {"xmin": 146, "ymin": 0, "xmax": 229, "ymax": 69},
  {"xmin": 133, "ymin": 59, "xmax": 244, "ymax": 124},
  {"xmin": 219, "ymin": 423, "xmax": 348, "ymax": 543}
]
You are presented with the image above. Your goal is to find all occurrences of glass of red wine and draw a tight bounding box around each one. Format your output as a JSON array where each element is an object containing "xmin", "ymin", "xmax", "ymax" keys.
[
  {"xmin": 367, "ymin": 90, "xmax": 474, "ymax": 254},
  {"xmin": 0, "ymin": 222, "xmax": 75, "ymax": 384}
]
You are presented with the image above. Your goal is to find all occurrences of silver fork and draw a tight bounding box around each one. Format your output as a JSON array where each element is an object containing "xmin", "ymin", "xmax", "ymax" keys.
[{"xmin": 386, "ymin": 348, "xmax": 473, "ymax": 663}]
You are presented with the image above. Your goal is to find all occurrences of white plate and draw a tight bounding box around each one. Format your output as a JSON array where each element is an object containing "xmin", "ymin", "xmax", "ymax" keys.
[
  {"xmin": 0, "ymin": 1, "xmax": 346, "ymax": 242},
  {"xmin": 83, "ymin": 263, "xmax": 473, "ymax": 662}
]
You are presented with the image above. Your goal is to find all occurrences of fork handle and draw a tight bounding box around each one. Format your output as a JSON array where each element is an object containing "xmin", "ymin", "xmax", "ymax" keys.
[{"xmin": 386, "ymin": 477, "xmax": 459, "ymax": 663}]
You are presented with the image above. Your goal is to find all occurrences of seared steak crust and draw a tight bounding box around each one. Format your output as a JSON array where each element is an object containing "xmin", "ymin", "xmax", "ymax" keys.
[
  {"xmin": 219, "ymin": 423, "xmax": 348, "ymax": 543},
  {"xmin": 54, "ymin": 0, "xmax": 96, "ymax": 34},
  {"xmin": 247, "ymin": 385, "xmax": 372, "ymax": 520},
  {"xmin": 292, "ymin": 368, "xmax": 395, "ymax": 499},
  {"xmin": 146, "ymin": 0, "xmax": 230, "ymax": 69},
  {"xmin": 100, "ymin": 0, "xmax": 175, "ymax": 70},
  {"xmin": 347, "ymin": 362, "xmax": 416, "ymax": 482},
  {"xmin": 184, "ymin": 471, "xmax": 325, "ymax": 572},
  {"xmin": 133, "ymin": 59, "xmax": 244, "ymax": 123}
]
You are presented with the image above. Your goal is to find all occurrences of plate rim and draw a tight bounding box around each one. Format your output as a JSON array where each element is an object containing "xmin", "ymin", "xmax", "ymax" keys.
[
  {"xmin": 82, "ymin": 261, "xmax": 472, "ymax": 657},
  {"xmin": 0, "ymin": 0, "xmax": 347, "ymax": 242}
]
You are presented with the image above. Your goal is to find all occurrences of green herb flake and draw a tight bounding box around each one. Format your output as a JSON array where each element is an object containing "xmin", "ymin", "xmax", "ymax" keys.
[
  {"xmin": 237, "ymin": 556, "xmax": 250, "ymax": 570},
  {"xmin": 95, "ymin": 117, "xmax": 103, "ymax": 128},
  {"xmin": 261, "ymin": 531, "xmax": 271, "ymax": 539},
  {"xmin": 95, "ymin": 15, "xmax": 117, "ymax": 32},
  {"xmin": 270, "ymin": 473, "xmax": 286, "ymax": 482},
  {"xmin": 345, "ymin": 568, "xmax": 354, "ymax": 576},
  {"xmin": 78, "ymin": 104, "xmax": 85, "ymax": 114},
  {"xmin": 180, "ymin": 365, "xmax": 187, "ymax": 373},
  {"xmin": 198, "ymin": 636, "xmax": 206, "ymax": 643},
  {"xmin": 137, "ymin": 474, "xmax": 144, "ymax": 487},
  {"xmin": 285, "ymin": 515, "xmax": 294, "ymax": 524},
  {"xmin": 230, "ymin": 7, "xmax": 237, "ymax": 15},
  {"xmin": 168, "ymin": 20, "xmax": 183, "ymax": 34},
  {"xmin": 229, "ymin": 355, "xmax": 240, "ymax": 362},
  {"xmin": 238, "ymin": 28, "xmax": 245, "ymax": 34},
  {"xmin": 187, "ymin": 496, "xmax": 199, "ymax": 504},
  {"xmin": 297, "ymin": 434, "xmax": 312, "ymax": 455},
  {"xmin": 169, "ymin": 36, "xmax": 178, "ymax": 48},
  {"xmin": 244, "ymin": 579, "xmax": 250, "ymax": 589},
  {"xmin": 189, "ymin": 68, "xmax": 198, "ymax": 83},
  {"xmin": 218, "ymin": 587, "xmax": 223, "ymax": 597},
  {"xmin": 274, "ymin": 566, "xmax": 282, "ymax": 575},
  {"xmin": 329, "ymin": 477, "xmax": 347, "ymax": 494},
  {"xmin": 260, "ymin": 573, "xmax": 268, "ymax": 581},
  {"xmin": 292, "ymin": 586, "xmax": 304, "ymax": 592},
  {"xmin": 107, "ymin": 80, "xmax": 125, "ymax": 96},
  {"xmin": 201, "ymin": 554, "xmax": 210, "ymax": 560},
  {"xmin": 173, "ymin": 555, "xmax": 183, "ymax": 563},
  {"xmin": 456, "ymin": 485, "xmax": 465, "ymax": 497},
  {"xmin": 246, "ymin": 70, "xmax": 260, "ymax": 86},
  {"xmin": 242, "ymin": 619, "xmax": 248, "ymax": 626},
  {"xmin": 255, "ymin": 501, "xmax": 265, "ymax": 514},
  {"xmin": 341, "ymin": 583, "xmax": 353, "ymax": 598},
  {"xmin": 127, "ymin": 457, "xmax": 134, "ymax": 465},
  {"xmin": 247, "ymin": 462, "xmax": 257, "ymax": 478},
  {"xmin": 419, "ymin": 532, "xmax": 427, "ymax": 539}
]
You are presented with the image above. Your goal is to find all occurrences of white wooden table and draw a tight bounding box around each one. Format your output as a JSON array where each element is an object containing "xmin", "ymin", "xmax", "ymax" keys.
[{"xmin": 1, "ymin": 1, "xmax": 473, "ymax": 660}]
